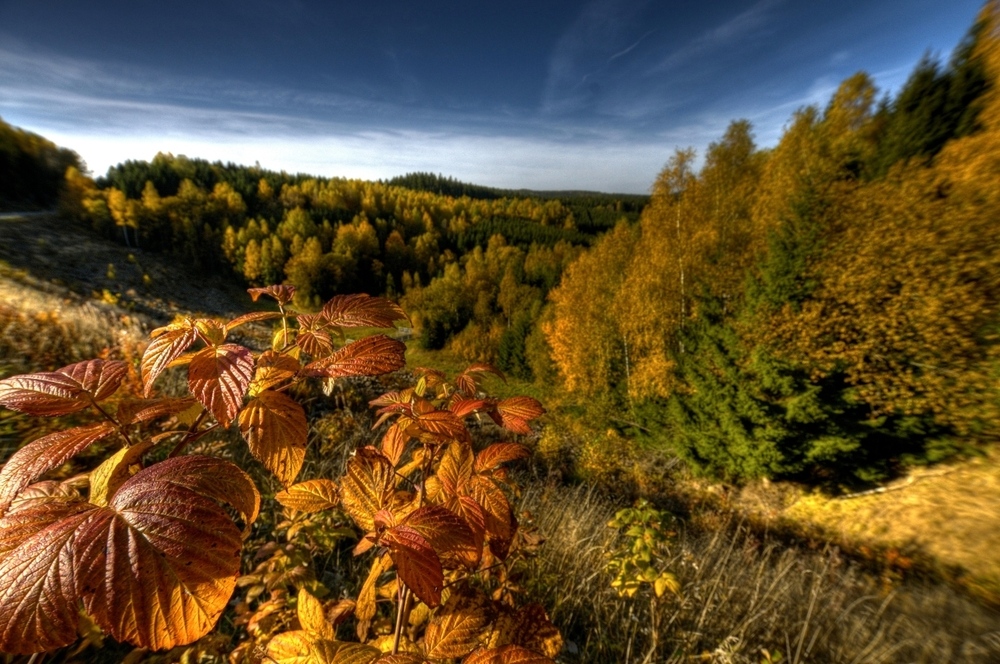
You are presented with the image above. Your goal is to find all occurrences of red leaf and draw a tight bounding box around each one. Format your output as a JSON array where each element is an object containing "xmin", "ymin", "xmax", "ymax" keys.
[
  {"xmin": 381, "ymin": 525, "xmax": 443, "ymax": 607},
  {"xmin": 248, "ymin": 285, "xmax": 296, "ymax": 305},
  {"xmin": 321, "ymin": 293, "xmax": 408, "ymax": 329},
  {"xmin": 302, "ymin": 335, "xmax": 406, "ymax": 378},
  {"xmin": 0, "ymin": 422, "xmax": 116, "ymax": 517},
  {"xmin": 189, "ymin": 344, "xmax": 254, "ymax": 427},
  {"xmin": 474, "ymin": 443, "xmax": 530, "ymax": 473},
  {"xmin": 142, "ymin": 321, "xmax": 199, "ymax": 397}
]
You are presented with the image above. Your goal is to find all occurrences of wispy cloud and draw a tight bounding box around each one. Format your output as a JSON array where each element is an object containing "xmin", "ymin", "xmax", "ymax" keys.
[{"xmin": 646, "ymin": 0, "xmax": 784, "ymax": 74}]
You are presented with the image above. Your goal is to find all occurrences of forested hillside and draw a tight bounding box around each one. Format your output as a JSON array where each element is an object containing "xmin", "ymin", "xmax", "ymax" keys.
[
  {"xmin": 35, "ymin": 2, "xmax": 1000, "ymax": 488},
  {"xmin": 0, "ymin": 117, "xmax": 81, "ymax": 210},
  {"xmin": 547, "ymin": 10, "xmax": 999, "ymax": 485},
  {"xmin": 58, "ymin": 155, "xmax": 643, "ymax": 381}
]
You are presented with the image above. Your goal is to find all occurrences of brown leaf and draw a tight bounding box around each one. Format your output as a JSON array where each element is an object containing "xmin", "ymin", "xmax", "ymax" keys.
[
  {"xmin": 249, "ymin": 350, "xmax": 301, "ymax": 396},
  {"xmin": 405, "ymin": 410, "xmax": 466, "ymax": 444},
  {"xmin": 424, "ymin": 586, "xmax": 494, "ymax": 660},
  {"xmin": 467, "ymin": 476, "xmax": 513, "ymax": 543},
  {"xmin": 248, "ymin": 284, "xmax": 296, "ymax": 305},
  {"xmin": 141, "ymin": 320, "xmax": 198, "ymax": 397},
  {"xmin": 276, "ymin": 479, "xmax": 340, "ymax": 513},
  {"xmin": 7, "ymin": 479, "xmax": 83, "ymax": 515},
  {"xmin": 474, "ymin": 443, "xmax": 530, "ymax": 473},
  {"xmin": 189, "ymin": 344, "xmax": 254, "ymax": 426},
  {"xmin": 321, "ymin": 293, "xmax": 408, "ymax": 329},
  {"xmin": 239, "ymin": 390, "xmax": 308, "ymax": 486},
  {"xmin": 380, "ymin": 525, "xmax": 443, "ymax": 607},
  {"xmin": 0, "ymin": 422, "xmax": 116, "ymax": 517},
  {"xmin": 303, "ymin": 335, "xmax": 406, "ymax": 379},
  {"xmin": 446, "ymin": 495, "xmax": 486, "ymax": 555},
  {"xmin": 340, "ymin": 447, "xmax": 396, "ymax": 532}
]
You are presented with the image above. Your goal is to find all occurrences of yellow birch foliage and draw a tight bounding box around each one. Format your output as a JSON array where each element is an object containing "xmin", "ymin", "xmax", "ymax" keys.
[{"xmin": 545, "ymin": 221, "xmax": 637, "ymax": 395}]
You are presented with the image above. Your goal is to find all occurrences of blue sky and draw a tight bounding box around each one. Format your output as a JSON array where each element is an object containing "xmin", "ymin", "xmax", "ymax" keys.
[{"xmin": 0, "ymin": 0, "xmax": 985, "ymax": 193}]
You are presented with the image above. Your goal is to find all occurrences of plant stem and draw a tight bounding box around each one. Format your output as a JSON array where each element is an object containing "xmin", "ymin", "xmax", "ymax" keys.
[
  {"xmin": 391, "ymin": 585, "xmax": 411, "ymax": 655},
  {"xmin": 91, "ymin": 400, "xmax": 133, "ymax": 446}
]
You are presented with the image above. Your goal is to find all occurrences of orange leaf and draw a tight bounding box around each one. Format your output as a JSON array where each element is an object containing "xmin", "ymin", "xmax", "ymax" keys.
[
  {"xmin": 189, "ymin": 344, "xmax": 254, "ymax": 426},
  {"xmin": 474, "ymin": 443, "xmax": 530, "ymax": 473},
  {"xmin": 467, "ymin": 476, "xmax": 513, "ymax": 543},
  {"xmin": 463, "ymin": 645, "xmax": 555, "ymax": 664},
  {"xmin": 74, "ymin": 456, "xmax": 253, "ymax": 650},
  {"xmin": 0, "ymin": 422, "xmax": 116, "ymax": 517},
  {"xmin": 248, "ymin": 284, "xmax": 296, "ymax": 305},
  {"xmin": 380, "ymin": 525, "xmax": 443, "ymax": 607},
  {"xmin": 446, "ymin": 495, "xmax": 486, "ymax": 555},
  {"xmin": 404, "ymin": 504, "xmax": 479, "ymax": 569},
  {"xmin": 437, "ymin": 442, "xmax": 474, "ymax": 495},
  {"xmin": 380, "ymin": 422, "xmax": 409, "ymax": 467},
  {"xmin": 449, "ymin": 396, "xmax": 489, "ymax": 419},
  {"xmin": 239, "ymin": 390, "xmax": 308, "ymax": 486},
  {"xmin": 341, "ymin": 447, "xmax": 395, "ymax": 531},
  {"xmin": 303, "ymin": 335, "xmax": 406, "ymax": 378},
  {"xmin": 249, "ymin": 350, "xmax": 301, "ymax": 396},
  {"xmin": 141, "ymin": 320, "xmax": 198, "ymax": 397},
  {"xmin": 321, "ymin": 293, "xmax": 408, "ymax": 329},
  {"xmin": 276, "ymin": 479, "xmax": 340, "ymax": 513},
  {"xmin": 490, "ymin": 397, "xmax": 545, "ymax": 435},
  {"xmin": 406, "ymin": 410, "xmax": 466, "ymax": 443},
  {"xmin": 424, "ymin": 586, "xmax": 494, "ymax": 660}
]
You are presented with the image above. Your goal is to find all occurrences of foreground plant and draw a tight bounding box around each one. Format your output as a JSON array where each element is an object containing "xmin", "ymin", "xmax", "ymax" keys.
[{"xmin": 0, "ymin": 286, "xmax": 559, "ymax": 662}]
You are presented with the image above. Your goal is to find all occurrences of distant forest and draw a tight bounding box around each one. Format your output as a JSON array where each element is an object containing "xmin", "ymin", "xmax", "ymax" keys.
[{"xmin": 7, "ymin": 3, "xmax": 1000, "ymax": 487}]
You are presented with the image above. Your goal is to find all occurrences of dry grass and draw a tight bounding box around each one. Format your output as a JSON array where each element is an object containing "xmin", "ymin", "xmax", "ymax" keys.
[
  {"xmin": 0, "ymin": 275, "xmax": 148, "ymax": 377},
  {"xmin": 519, "ymin": 482, "xmax": 1000, "ymax": 664},
  {"xmin": 738, "ymin": 450, "xmax": 1000, "ymax": 602}
]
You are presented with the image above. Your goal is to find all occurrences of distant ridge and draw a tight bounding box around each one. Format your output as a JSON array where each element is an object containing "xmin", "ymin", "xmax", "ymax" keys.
[{"xmin": 384, "ymin": 171, "xmax": 649, "ymax": 204}]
